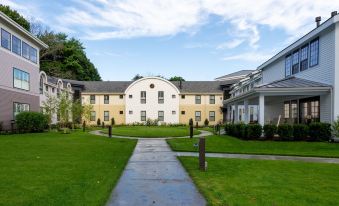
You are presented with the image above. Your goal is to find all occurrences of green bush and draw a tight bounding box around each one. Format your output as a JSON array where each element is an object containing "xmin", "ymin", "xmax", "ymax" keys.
[
  {"xmin": 0, "ymin": 121, "xmax": 2, "ymax": 132},
  {"xmin": 332, "ymin": 117, "xmax": 339, "ymax": 138},
  {"xmin": 309, "ymin": 122, "xmax": 331, "ymax": 141},
  {"xmin": 293, "ymin": 124, "xmax": 309, "ymax": 141},
  {"xmin": 247, "ymin": 124, "xmax": 262, "ymax": 140},
  {"xmin": 111, "ymin": 117, "xmax": 115, "ymax": 126},
  {"xmin": 277, "ymin": 124, "xmax": 294, "ymax": 141},
  {"xmin": 204, "ymin": 118, "xmax": 209, "ymax": 127},
  {"xmin": 97, "ymin": 118, "xmax": 101, "ymax": 126},
  {"xmin": 16, "ymin": 112, "xmax": 48, "ymax": 133},
  {"xmin": 263, "ymin": 124, "xmax": 277, "ymax": 139}
]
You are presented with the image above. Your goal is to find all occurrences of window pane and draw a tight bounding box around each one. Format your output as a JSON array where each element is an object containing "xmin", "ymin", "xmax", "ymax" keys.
[
  {"xmin": 300, "ymin": 45, "xmax": 308, "ymax": 71},
  {"xmin": 195, "ymin": 95, "xmax": 201, "ymax": 104},
  {"xmin": 209, "ymin": 95, "xmax": 215, "ymax": 104},
  {"xmin": 1, "ymin": 29, "xmax": 11, "ymax": 50},
  {"xmin": 195, "ymin": 111, "xmax": 201, "ymax": 121},
  {"xmin": 310, "ymin": 39, "xmax": 319, "ymax": 67},
  {"xmin": 12, "ymin": 35, "xmax": 21, "ymax": 55},
  {"xmin": 292, "ymin": 51, "xmax": 299, "ymax": 74},
  {"xmin": 209, "ymin": 111, "xmax": 215, "ymax": 121},
  {"xmin": 285, "ymin": 55, "xmax": 292, "ymax": 77},
  {"xmin": 29, "ymin": 46, "xmax": 37, "ymax": 63},
  {"xmin": 22, "ymin": 42, "xmax": 30, "ymax": 59},
  {"xmin": 158, "ymin": 111, "xmax": 164, "ymax": 121}
]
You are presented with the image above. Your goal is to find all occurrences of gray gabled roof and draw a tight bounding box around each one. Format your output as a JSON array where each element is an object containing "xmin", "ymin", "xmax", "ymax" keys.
[
  {"xmin": 256, "ymin": 77, "xmax": 331, "ymax": 89},
  {"xmin": 215, "ymin": 70, "xmax": 254, "ymax": 81},
  {"xmin": 171, "ymin": 81, "xmax": 225, "ymax": 93},
  {"xmin": 81, "ymin": 81, "xmax": 132, "ymax": 93}
]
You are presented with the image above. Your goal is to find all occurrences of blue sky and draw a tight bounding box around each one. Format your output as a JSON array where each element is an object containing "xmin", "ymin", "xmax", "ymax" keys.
[{"xmin": 1, "ymin": 0, "xmax": 338, "ymax": 81}]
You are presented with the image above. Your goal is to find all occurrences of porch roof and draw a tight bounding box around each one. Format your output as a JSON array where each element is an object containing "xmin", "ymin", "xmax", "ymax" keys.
[
  {"xmin": 257, "ymin": 77, "xmax": 331, "ymax": 89},
  {"xmin": 224, "ymin": 77, "xmax": 331, "ymax": 104}
]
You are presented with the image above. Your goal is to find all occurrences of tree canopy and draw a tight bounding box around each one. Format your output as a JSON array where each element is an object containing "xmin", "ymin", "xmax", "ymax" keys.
[
  {"xmin": 0, "ymin": 5, "xmax": 30, "ymax": 31},
  {"xmin": 38, "ymin": 31, "xmax": 101, "ymax": 81},
  {"xmin": 0, "ymin": 5, "xmax": 101, "ymax": 81},
  {"xmin": 169, "ymin": 76, "xmax": 185, "ymax": 81}
]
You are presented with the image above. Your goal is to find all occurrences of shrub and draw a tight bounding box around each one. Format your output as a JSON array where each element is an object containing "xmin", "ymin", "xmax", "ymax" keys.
[
  {"xmin": 111, "ymin": 117, "xmax": 115, "ymax": 126},
  {"xmin": 247, "ymin": 124, "xmax": 262, "ymax": 140},
  {"xmin": 293, "ymin": 124, "xmax": 309, "ymax": 141},
  {"xmin": 204, "ymin": 118, "xmax": 209, "ymax": 127},
  {"xmin": 0, "ymin": 121, "xmax": 2, "ymax": 132},
  {"xmin": 97, "ymin": 118, "xmax": 101, "ymax": 126},
  {"xmin": 16, "ymin": 112, "xmax": 48, "ymax": 133},
  {"xmin": 277, "ymin": 124, "xmax": 294, "ymax": 141},
  {"xmin": 263, "ymin": 124, "xmax": 277, "ymax": 139},
  {"xmin": 332, "ymin": 117, "xmax": 339, "ymax": 138},
  {"xmin": 309, "ymin": 122, "xmax": 331, "ymax": 141}
]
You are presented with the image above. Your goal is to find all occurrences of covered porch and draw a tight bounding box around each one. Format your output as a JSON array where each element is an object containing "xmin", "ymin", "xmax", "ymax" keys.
[{"xmin": 224, "ymin": 77, "xmax": 332, "ymax": 125}]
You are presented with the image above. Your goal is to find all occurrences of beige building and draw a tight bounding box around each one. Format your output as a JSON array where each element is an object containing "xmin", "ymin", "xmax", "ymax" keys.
[{"xmin": 74, "ymin": 78, "xmax": 231, "ymax": 126}]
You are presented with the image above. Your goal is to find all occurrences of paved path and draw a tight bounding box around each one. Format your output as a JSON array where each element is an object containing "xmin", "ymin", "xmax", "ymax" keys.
[
  {"xmin": 177, "ymin": 152, "xmax": 339, "ymax": 164},
  {"xmin": 90, "ymin": 129, "xmax": 212, "ymax": 139},
  {"xmin": 106, "ymin": 139, "xmax": 206, "ymax": 206}
]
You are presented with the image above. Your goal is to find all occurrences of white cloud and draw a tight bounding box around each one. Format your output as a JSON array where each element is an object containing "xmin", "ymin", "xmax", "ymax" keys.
[
  {"xmin": 222, "ymin": 51, "xmax": 275, "ymax": 62},
  {"xmin": 217, "ymin": 39, "xmax": 245, "ymax": 50}
]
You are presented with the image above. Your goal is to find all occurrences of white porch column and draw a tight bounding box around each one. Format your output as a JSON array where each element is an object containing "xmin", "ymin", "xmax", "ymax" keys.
[
  {"xmin": 259, "ymin": 95, "xmax": 265, "ymax": 125},
  {"xmin": 334, "ymin": 22, "xmax": 339, "ymax": 122},
  {"xmin": 234, "ymin": 103, "xmax": 239, "ymax": 123},
  {"xmin": 244, "ymin": 99, "xmax": 249, "ymax": 124}
]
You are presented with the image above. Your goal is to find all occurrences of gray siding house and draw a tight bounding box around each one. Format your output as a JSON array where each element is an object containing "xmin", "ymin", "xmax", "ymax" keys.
[
  {"xmin": 224, "ymin": 12, "xmax": 339, "ymax": 125},
  {"xmin": 0, "ymin": 11, "xmax": 48, "ymax": 129}
]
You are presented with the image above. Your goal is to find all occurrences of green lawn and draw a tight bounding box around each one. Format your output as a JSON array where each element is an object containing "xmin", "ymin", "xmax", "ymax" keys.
[
  {"xmin": 102, "ymin": 126, "xmax": 200, "ymax": 137},
  {"xmin": 179, "ymin": 157, "xmax": 339, "ymax": 206},
  {"xmin": 0, "ymin": 131, "xmax": 137, "ymax": 206},
  {"xmin": 168, "ymin": 135, "xmax": 339, "ymax": 157}
]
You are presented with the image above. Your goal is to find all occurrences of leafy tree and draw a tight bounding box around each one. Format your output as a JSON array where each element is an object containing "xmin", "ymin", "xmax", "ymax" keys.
[
  {"xmin": 57, "ymin": 91, "xmax": 72, "ymax": 128},
  {"xmin": 169, "ymin": 76, "xmax": 185, "ymax": 81},
  {"xmin": 71, "ymin": 99, "xmax": 83, "ymax": 128},
  {"xmin": 42, "ymin": 93, "xmax": 58, "ymax": 130},
  {"xmin": 0, "ymin": 5, "xmax": 30, "ymax": 31},
  {"xmin": 38, "ymin": 31, "xmax": 101, "ymax": 81},
  {"xmin": 132, "ymin": 74, "xmax": 143, "ymax": 81},
  {"xmin": 82, "ymin": 103, "xmax": 93, "ymax": 124}
]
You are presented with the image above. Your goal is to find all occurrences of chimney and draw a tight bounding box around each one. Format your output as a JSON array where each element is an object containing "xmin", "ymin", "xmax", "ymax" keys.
[
  {"xmin": 315, "ymin": 16, "xmax": 321, "ymax": 27},
  {"xmin": 179, "ymin": 80, "xmax": 182, "ymax": 89},
  {"xmin": 331, "ymin": 11, "xmax": 338, "ymax": 17}
]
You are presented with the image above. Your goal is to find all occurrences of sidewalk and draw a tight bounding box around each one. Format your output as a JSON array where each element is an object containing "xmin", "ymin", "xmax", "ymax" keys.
[{"xmin": 106, "ymin": 139, "xmax": 206, "ymax": 206}]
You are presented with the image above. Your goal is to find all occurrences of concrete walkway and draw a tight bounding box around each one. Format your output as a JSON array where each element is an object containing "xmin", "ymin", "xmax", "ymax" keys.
[
  {"xmin": 106, "ymin": 139, "xmax": 206, "ymax": 206},
  {"xmin": 177, "ymin": 152, "xmax": 339, "ymax": 164},
  {"xmin": 90, "ymin": 129, "xmax": 212, "ymax": 139}
]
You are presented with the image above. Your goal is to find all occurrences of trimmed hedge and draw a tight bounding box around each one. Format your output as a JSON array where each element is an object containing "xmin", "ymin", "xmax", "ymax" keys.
[
  {"xmin": 277, "ymin": 124, "xmax": 294, "ymax": 141},
  {"xmin": 309, "ymin": 122, "xmax": 331, "ymax": 141},
  {"xmin": 293, "ymin": 124, "xmax": 309, "ymax": 141},
  {"xmin": 16, "ymin": 112, "xmax": 48, "ymax": 133},
  {"xmin": 263, "ymin": 124, "xmax": 277, "ymax": 139},
  {"xmin": 226, "ymin": 122, "xmax": 331, "ymax": 142},
  {"xmin": 247, "ymin": 124, "xmax": 262, "ymax": 140}
]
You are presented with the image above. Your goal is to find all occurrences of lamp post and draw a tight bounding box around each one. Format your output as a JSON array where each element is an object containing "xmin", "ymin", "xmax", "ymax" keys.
[{"xmin": 189, "ymin": 118, "xmax": 193, "ymax": 138}]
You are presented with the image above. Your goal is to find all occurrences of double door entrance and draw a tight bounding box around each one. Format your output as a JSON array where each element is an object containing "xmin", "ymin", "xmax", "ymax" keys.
[{"xmin": 284, "ymin": 96, "xmax": 320, "ymax": 124}]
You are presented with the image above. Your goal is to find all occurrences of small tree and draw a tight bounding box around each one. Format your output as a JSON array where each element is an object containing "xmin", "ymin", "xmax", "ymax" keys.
[
  {"xmin": 82, "ymin": 103, "xmax": 93, "ymax": 124},
  {"xmin": 42, "ymin": 93, "xmax": 58, "ymax": 130},
  {"xmin": 204, "ymin": 118, "xmax": 209, "ymax": 127},
  {"xmin": 97, "ymin": 118, "xmax": 101, "ymax": 126},
  {"xmin": 57, "ymin": 91, "xmax": 72, "ymax": 129},
  {"xmin": 111, "ymin": 117, "xmax": 115, "ymax": 126},
  {"xmin": 71, "ymin": 99, "xmax": 83, "ymax": 129}
]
